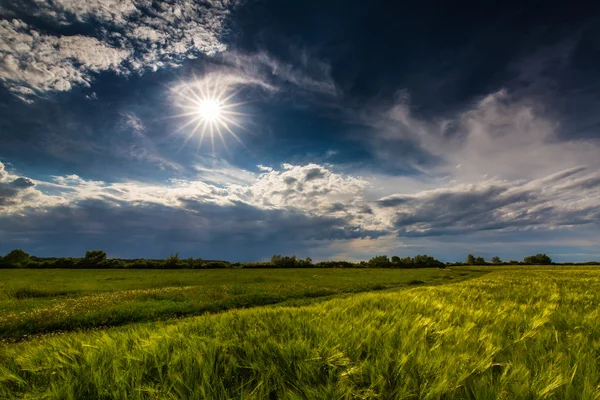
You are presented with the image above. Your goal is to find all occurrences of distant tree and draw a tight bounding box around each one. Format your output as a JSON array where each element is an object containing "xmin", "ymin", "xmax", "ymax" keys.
[
  {"xmin": 270, "ymin": 255, "xmax": 313, "ymax": 267},
  {"xmin": 84, "ymin": 250, "xmax": 107, "ymax": 264},
  {"xmin": 368, "ymin": 255, "xmax": 392, "ymax": 268},
  {"xmin": 491, "ymin": 256, "xmax": 502, "ymax": 264},
  {"xmin": 391, "ymin": 255, "xmax": 401, "ymax": 264},
  {"xmin": 523, "ymin": 254, "xmax": 552, "ymax": 265},
  {"xmin": 412, "ymin": 254, "xmax": 446, "ymax": 268},
  {"xmin": 4, "ymin": 249, "xmax": 30, "ymax": 265},
  {"xmin": 166, "ymin": 253, "xmax": 180, "ymax": 267},
  {"xmin": 315, "ymin": 261, "xmax": 357, "ymax": 268},
  {"xmin": 466, "ymin": 254, "xmax": 476, "ymax": 265},
  {"xmin": 400, "ymin": 257, "xmax": 412, "ymax": 265},
  {"xmin": 474, "ymin": 256, "xmax": 485, "ymax": 265}
]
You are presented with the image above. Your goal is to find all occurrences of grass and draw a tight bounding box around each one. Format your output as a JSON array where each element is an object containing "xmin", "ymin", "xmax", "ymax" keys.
[
  {"xmin": 0, "ymin": 267, "xmax": 478, "ymax": 341},
  {"xmin": 2, "ymin": 266, "xmax": 599, "ymax": 399}
]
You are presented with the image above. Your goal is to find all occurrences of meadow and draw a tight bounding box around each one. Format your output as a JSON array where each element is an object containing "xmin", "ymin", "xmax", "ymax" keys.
[
  {"xmin": 1, "ymin": 266, "xmax": 600, "ymax": 399},
  {"xmin": 0, "ymin": 267, "xmax": 476, "ymax": 341}
]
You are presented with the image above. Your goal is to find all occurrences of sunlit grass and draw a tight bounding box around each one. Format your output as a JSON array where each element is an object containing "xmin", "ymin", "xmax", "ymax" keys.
[
  {"xmin": 1, "ymin": 267, "xmax": 599, "ymax": 398},
  {"xmin": 0, "ymin": 268, "xmax": 471, "ymax": 340}
]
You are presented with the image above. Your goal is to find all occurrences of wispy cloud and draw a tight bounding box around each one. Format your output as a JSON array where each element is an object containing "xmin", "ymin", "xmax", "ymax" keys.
[
  {"xmin": 257, "ymin": 164, "xmax": 273, "ymax": 172},
  {"xmin": 342, "ymin": 87, "xmax": 600, "ymax": 238},
  {"xmin": 193, "ymin": 158, "xmax": 256, "ymax": 186},
  {"xmin": 166, "ymin": 48, "xmax": 340, "ymax": 101},
  {"xmin": 117, "ymin": 112, "xmax": 181, "ymax": 171},
  {"xmin": 359, "ymin": 88, "xmax": 600, "ymax": 183},
  {"xmin": 223, "ymin": 50, "xmax": 338, "ymax": 96},
  {"xmin": 224, "ymin": 50, "xmax": 340, "ymax": 96}
]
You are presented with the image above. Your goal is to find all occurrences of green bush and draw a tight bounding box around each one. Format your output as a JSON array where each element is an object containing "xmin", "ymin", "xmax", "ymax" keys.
[
  {"xmin": 3, "ymin": 249, "xmax": 30, "ymax": 266},
  {"xmin": 84, "ymin": 250, "xmax": 107, "ymax": 264},
  {"xmin": 523, "ymin": 253, "xmax": 552, "ymax": 265}
]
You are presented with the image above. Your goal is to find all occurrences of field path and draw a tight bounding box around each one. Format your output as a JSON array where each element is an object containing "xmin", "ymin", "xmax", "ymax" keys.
[{"xmin": 0, "ymin": 267, "xmax": 485, "ymax": 341}]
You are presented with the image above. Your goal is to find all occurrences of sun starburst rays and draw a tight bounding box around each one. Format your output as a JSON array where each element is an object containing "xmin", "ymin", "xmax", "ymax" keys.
[{"xmin": 171, "ymin": 79, "xmax": 249, "ymax": 153}]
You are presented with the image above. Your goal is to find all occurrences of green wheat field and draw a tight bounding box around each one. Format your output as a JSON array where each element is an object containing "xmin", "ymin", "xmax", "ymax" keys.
[{"xmin": 1, "ymin": 266, "xmax": 599, "ymax": 399}]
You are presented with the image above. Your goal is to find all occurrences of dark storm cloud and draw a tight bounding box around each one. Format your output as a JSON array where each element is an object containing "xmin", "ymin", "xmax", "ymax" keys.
[
  {"xmin": 382, "ymin": 181, "xmax": 600, "ymax": 237},
  {"xmin": 304, "ymin": 167, "xmax": 326, "ymax": 181},
  {"xmin": 0, "ymin": 195, "xmax": 386, "ymax": 259},
  {"xmin": 327, "ymin": 203, "xmax": 346, "ymax": 212},
  {"xmin": 377, "ymin": 196, "xmax": 410, "ymax": 208},
  {"xmin": 283, "ymin": 176, "xmax": 297, "ymax": 185},
  {"xmin": 358, "ymin": 206, "xmax": 373, "ymax": 215},
  {"xmin": 8, "ymin": 177, "xmax": 34, "ymax": 188},
  {"xmin": 0, "ymin": 161, "xmax": 388, "ymax": 258},
  {"xmin": 0, "ymin": 176, "xmax": 35, "ymax": 205}
]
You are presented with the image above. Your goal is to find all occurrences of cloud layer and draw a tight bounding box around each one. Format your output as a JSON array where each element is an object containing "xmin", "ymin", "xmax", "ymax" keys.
[
  {"xmin": 1, "ymin": 144, "xmax": 599, "ymax": 259},
  {"xmin": 0, "ymin": 160, "xmax": 386, "ymax": 258},
  {"xmin": 0, "ymin": 0, "xmax": 238, "ymax": 100},
  {"xmin": 379, "ymin": 173, "xmax": 600, "ymax": 237}
]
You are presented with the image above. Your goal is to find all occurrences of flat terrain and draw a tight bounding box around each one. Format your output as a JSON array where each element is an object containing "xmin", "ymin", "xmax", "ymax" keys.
[
  {"xmin": 2, "ymin": 266, "xmax": 599, "ymax": 399},
  {"xmin": 0, "ymin": 267, "xmax": 477, "ymax": 341}
]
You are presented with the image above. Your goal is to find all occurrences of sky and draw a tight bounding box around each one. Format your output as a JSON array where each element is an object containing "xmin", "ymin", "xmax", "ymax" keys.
[{"xmin": 1, "ymin": 0, "xmax": 599, "ymax": 262}]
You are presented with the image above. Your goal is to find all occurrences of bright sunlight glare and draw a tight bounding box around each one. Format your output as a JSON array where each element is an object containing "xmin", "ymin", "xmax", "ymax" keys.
[
  {"xmin": 198, "ymin": 100, "xmax": 221, "ymax": 121},
  {"xmin": 170, "ymin": 75, "xmax": 250, "ymax": 153}
]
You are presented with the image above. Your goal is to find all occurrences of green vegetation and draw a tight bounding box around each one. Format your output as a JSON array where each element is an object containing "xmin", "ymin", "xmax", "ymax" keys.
[
  {"xmin": 524, "ymin": 253, "xmax": 553, "ymax": 265},
  {"xmin": 1, "ymin": 249, "xmax": 30, "ymax": 266},
  {"xmin": 0, "ymin": 249, "xmax": 451, "ymax": 269},
  {"xmin": 370, "ymin": 254, "xmax": 446, "ymax": 268},
  {"xmin": 1, "ymin": 266, "xmax": 600, "ymax": 398},
  {"xmin": 462, "ymin": 253, "xmax": 555, "ymax": 266},
  {"xmin": 3, "ymin": 248, "xmax": 595, "ymax": 270},
  {"xmin": 0, "ymin": 267, "xmax": 477, "ymax": 341},
  {"xmin": 84, "ymin": 250, "xmax": 107, "ymax": 264}
]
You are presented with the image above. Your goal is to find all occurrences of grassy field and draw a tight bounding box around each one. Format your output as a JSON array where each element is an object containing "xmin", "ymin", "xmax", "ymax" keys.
[
  {"xmin": 2, "ymin": 266, "xmax": 600, "ymax": 399},
  {"xmin": 0, "ymin": 267, "xmax": 477, "ymax": 341}
]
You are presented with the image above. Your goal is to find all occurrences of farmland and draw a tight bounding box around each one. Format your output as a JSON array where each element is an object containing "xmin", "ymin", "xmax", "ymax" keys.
[
  {"xmin": 1, "ymin": 266, "xmax": 600, "ymax": 398},
  {"xmin": 0, "ymin": 267, "xmax": 476, "ymax": 341}
]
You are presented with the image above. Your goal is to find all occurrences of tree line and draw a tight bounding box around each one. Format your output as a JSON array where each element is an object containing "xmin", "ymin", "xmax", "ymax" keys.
[
  {"xmin": 0, "ymin": 250, "xmax": 448, "ymax": 269},
  {"xmin": 455, "ymin": 253, "xmax": 554, "ymax": 266},
  {"xmin": 0, "ymin": 249, "xmax": 596, "ymax": 269}
]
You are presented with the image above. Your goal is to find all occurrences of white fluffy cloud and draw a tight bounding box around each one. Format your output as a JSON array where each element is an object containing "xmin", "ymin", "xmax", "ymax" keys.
[
  {"xmin": 28, "ymin": 0, "xmax": 145, "ymax": 24},
  {"xmin": 0, "ymin": 19, "xmax": 130, "ymax": 99},
  {"xmin": 0, "ymin": 160, "xmax": 387, "ymax": 258},
  {"xmin": 3, "ymin": 147, "xmax": 599, "ymax": 242},
  {"xmin": 0, "ymin": 162, "xmax": 66, "ymax": 210},
  {"xmin": 2, "ymin": 161, "xmax": 372, "ymax": 222},
  {"xmin": 0, "ymin": 0, "xmax": 238, "ymax": 99}
]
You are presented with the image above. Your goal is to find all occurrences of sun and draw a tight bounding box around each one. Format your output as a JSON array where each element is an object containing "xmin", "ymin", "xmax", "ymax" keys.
[
  {"xmin": 198, "ymin": 100, "xmax": 221, "ymax": 121},
  {"xmin": 170, "ymin": 76, "xmax": 249, "ymax": 152}
]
